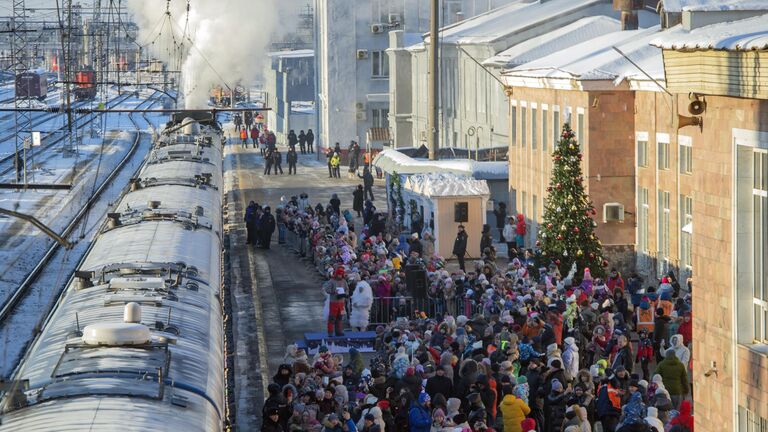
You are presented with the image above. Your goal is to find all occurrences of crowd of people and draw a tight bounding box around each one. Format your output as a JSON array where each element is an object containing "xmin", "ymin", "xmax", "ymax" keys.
[{"xmin": 259, "ymin": 188, "xmax": 695, "ymax": 432}]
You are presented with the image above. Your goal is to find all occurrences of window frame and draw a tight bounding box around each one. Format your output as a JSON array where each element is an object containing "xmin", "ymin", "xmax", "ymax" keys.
[
  {"xmin": 371, "ymin": 51, "xmax": 389, "ymax": 78},
  {"xmin": 531, "ymin": 106, "xmax": 538, "ymax": 150},
  {"xmin": 521, "ymin": 105, "xmax": 527, "ymax": 148},
  {"xmin": 679, "ymin": 137, "xmax": 693, "ymax": 175},
  {"xmin": 657, "ymin": 136, "xmax": 670, "ymax": 170},
  {"xmin": 754, "ymin": 149, "xmax": 768, "ymax": 343},
  {"xmin": 542, "ymin": 106, "xmax": 549, "ymax": 152}
]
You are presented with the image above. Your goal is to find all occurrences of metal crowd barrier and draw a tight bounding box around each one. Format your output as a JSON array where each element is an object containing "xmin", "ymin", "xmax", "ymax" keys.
[
  {"xmin": 350, "ymin": 296, "xmax": 485, "ymax": 326},
  {"xmin": 283, "ymin": 228, "xmax": 310, "ymax": 257}
]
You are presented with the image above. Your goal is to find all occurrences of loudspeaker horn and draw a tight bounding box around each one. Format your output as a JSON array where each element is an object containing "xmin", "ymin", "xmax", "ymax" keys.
[
  {"xmin": 688, "ymin": 99, "xmax": 706, "ymax": 116},
  {"xmin": 678, "ymin": 115, "xmax": 703, "ymax": 131}
]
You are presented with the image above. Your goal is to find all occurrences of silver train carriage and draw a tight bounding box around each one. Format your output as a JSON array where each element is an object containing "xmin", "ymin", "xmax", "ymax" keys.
[{"xmin": 0, "ymin": 118, "xmax": 226, "ymax": 431}]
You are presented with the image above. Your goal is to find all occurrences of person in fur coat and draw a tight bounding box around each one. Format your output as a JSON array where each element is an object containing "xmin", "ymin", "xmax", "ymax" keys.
[{"xmin": 350, "ymin": 280, "xmax": 374, "ymax": 331}]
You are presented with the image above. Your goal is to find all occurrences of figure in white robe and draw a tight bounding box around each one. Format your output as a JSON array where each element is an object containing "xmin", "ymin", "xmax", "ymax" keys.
[{"xmin": 349, "ymin": 281, "xmax": 374, "ymax": 331}]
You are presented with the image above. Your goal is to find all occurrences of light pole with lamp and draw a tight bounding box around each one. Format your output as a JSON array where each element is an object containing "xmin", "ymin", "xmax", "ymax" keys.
[
  {"xmin": 466, "ymin": 126, "xmax": 475, "ymax": 160},
  {"xmin": 475, "ymin": 126, "xmax": 484, "ymax": 161}
]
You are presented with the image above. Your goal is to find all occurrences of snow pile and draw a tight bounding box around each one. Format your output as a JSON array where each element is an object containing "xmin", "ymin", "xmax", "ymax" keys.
[
  {"xmin": 373, "ymin": 149, "xmax": 508, "ymax": 180},
  {"xmin": 404, "ymin": 173, "xmax": 490, "ymax": 198},
  {"xmin": 651, "ymin": 14, "xmax": 768, "ymax": 51}
]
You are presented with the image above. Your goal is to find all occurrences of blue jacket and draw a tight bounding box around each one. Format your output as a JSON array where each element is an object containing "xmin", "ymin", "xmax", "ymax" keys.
[
  {"xmin": 408, "ymin": 402, "xmax": 432, "ymax": 432},
  {"xmin": 518, "ymin": 342, "xmax": 542, "ymax": 361}
]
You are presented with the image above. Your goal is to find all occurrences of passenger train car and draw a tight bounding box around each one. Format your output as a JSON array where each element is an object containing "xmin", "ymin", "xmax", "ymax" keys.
[{"xmin": 0, "ymin": 115, "xmax": 225, "ymax": 431}]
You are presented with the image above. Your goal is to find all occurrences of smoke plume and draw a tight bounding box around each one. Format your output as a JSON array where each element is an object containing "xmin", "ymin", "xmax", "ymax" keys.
[{"xmin": 128, "ymin": 0, "xmax": 303, "ymax": 108}]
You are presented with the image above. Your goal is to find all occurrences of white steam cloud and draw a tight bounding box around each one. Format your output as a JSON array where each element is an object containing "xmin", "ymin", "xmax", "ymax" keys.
[{"xmin": 128, "ymin": 0, "xmax": 303, "ymax": 108}]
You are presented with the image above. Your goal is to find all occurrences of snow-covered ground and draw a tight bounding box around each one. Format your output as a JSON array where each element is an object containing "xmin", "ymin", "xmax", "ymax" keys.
[{"xmin": 0, "ymin": 90, "xmax": 168, "ymax": 376}]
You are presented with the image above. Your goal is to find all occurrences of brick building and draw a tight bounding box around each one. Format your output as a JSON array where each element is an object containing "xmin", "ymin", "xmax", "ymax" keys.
[
  {"xmin": 652, "ymin": 12, "xmax": 768, "ymax": 431},
  {"xmin": 501, "ymin": 25, "xmax": 664, "ymax": 274}
]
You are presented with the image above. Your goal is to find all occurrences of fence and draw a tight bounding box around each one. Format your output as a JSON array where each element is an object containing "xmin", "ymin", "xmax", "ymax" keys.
[
  {"xmin": 351, "ymin": 296, "xmax": 484, "ymax": 326},
  {"xmin": 282, "ymin": 226, "xmax": 311, "ymax": 257}
]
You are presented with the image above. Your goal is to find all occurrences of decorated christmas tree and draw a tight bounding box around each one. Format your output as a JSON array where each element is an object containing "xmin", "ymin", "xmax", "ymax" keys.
[{"xmin": 537, "ymin": 123, "xmax": 606, "ymax": 278}]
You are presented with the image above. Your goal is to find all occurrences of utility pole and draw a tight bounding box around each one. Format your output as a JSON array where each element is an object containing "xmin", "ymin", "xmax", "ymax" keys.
[
  {"xmin": 427, "ymin": 0, "xmax": 439, "ymax": 160},
  {"xmin": 12, "ymin": 0, "xmax": 31, "ymax": 187}
]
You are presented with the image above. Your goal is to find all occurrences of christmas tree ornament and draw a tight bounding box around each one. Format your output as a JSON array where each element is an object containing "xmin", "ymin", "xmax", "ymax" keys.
[
  {"xmin": 563, "ymin": 250, "xmax": 569, "ymax": 257},
  {"xmin": 577, "ymin": 249, "xmax": 583, "ymax": 256},
  {"xmin": 573, "ymin": 227, "xmax": 580, "ymax": 234},
  {"xmin": 557, "ymin": 234, "xmax": 563, "ymax": 241}
]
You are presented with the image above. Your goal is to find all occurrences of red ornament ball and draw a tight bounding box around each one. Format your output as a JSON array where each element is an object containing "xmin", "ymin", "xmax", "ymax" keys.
[
  {"xmin": 556, "ymin": 235, "xmax": 563, "ymax": 241},
  {"xmin": 589, "ymin": 252, "xmax": 595, "ymax": 259},
  {"xmin": 602, "ymin": 259, "xmax": 609, "ymax": 267},
  {"xmin": 536, "ymin": 240, "xmax": 541, "ymax": 247},
  {"xmin": 556, "ymin": 183, "xmax": 562, "ymax": 190},
  {"xmin": 591, "ymin": 208, "xmax": 597, "ymax": 216},
  {"xmin": 547, "ymin": 223, "xmax": 553, "ymax": 229},
  {"xmin": 554, "ymin": 155, "xmax": 561, "ymax": 161},
  {"xmin": 555, "ymin": 259, "xmax": 561, "ymax": 265},
  {"xmin": 578, "ymin": 153, "xmax": 583, "ymax": 160},
  {"xmin": 573, "ymin": 227, "xmax": 580, "ymax": 234},
  {"xmin": 584, "ymin": 211, "xmax": 591, "ymax": 217}
]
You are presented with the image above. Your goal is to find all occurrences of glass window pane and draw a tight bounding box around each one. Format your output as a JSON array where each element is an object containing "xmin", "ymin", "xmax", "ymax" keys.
[
  {"xmin": 577, "ymin": 113, "xmax": 584, "ymax": 151},
  {"xmin": 553, "ymin": 111, "xmax": 560, "ymax": 150},
  {"xmin": 531, "ymin": 108, "xmax": 539, "ymax": 150},
  {"xmin": 511, "ymin": 107, "xmax": 517, "ymax": 146},
  {"xmin": 762, "ymin": 153, "xmax": 768, "ymax": 190},
  {"xmin": 521, "ymin": 108, "xmax": 527, "ymax": 147},
  {"xmin": 542, "ymin": 112, "xmax": 548, "ymax": 151},
  {"xmin": 755, "ymin": 303, "xmax": 762, "ymax": 342},
  {"xmin": 763, "ymin": 196, "xmax": 767, "ymax": 301},
  {"xmin": 756, "ymin": 194, "xmax": 762, "ymax": 299}
]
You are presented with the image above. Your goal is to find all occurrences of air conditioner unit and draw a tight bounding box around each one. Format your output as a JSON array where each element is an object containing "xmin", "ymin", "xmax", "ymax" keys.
[
  {"xmin": 388, "ymin": 13, "xmax": 401, "ymax": 24},
  {"xmin": 355, "ymin": 102, "xmax": 365, "ymax": 111},
  {"xmin": 356, "ymin": 111, "xmax": 367, "ymax": 121},
  {"xmin": 371, "ymin": 23, "xmax": 385, "ymax": 34},
  {"xmin": 603, "ymin": 202, "xmax": 625, "ymax": 223},
  {"xmin": 356, "ymin": 49, "xmax": 369, "ymax": 60}
]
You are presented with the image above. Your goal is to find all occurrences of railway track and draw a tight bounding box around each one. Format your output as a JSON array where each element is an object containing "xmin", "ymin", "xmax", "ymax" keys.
[
  {"xmin": 0, "ymin": 92, "xmax": 135, "ymax": 176},
  {"xmin": 0, "ymin": 93, "xmax": 162, "ymax": 325}
]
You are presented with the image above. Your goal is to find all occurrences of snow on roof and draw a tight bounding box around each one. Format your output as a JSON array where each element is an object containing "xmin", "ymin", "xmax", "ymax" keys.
[
  {"xmin": 503, "ymin": 26, "xmax": 664, "ymax": 83},
  {"xmin": 404, "ymin": 173, "xmax": 490, "ymax": 198},
  {"xmin": 483, "ymin": 16, "xmax": 622, "ymax": 68},
  {"xmin": 425, "ymin": 0, "xmax": 605, "ymax": 46},
  {"xmin": 373, "ymin": 149, "xmax": 508, "ymax": 180},
  {"xmin": 662, "ymin": 0, "xmax": 768, "ymax": 12},
  {"xmin": 267, "ymin": 49, "xmax": 314, "ymax": 58},
  {"xmin": 650, "ymin": 14, "xmax": 768, "ymax": 51}
]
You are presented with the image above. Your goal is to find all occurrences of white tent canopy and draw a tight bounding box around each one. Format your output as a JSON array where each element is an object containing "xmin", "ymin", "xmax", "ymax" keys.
[
  {"xmin": 373, "ymin": 149, "xmax": 507, "ymax": 180},
  {"xmin": 403, "ymin": 173, "xmax": 490, "ymax": 198}
]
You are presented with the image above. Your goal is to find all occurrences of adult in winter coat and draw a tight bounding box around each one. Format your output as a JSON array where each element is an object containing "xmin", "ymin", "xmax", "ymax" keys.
[
  {"xmin": 245, "ymin": 201, "xmax": 259, "ymax": 245},
  {"xmin": 480, "ymin": 224, "xmax": 493, "ymax": 256},
  {"xmin": 493, "ymin": 202, "xmax": 507, "ymax": 241},
  {"xmin": 350, "ymin": 281, "xmax": 374, "ymax": 331},
  {"xmin": 331, "ymin": 153, "xmax": 341, "ymax": 178},
  {"xmin": 499, "ymin": 385, "xmax": 530, "ymax": 432},
  {"xmin": 358, "ymin": 167, "xmax": 375, "ymax": 201},
  {"xmin": 287, "ymin": 130, "xmax": 298, "ymax": 150},
  {"xmin": 306, "ymin": 129, "xmax": 315, "ymax": 152},
  {"xmin": 421, "ymin": 231, "xmax": 435, "ymax": 258},
  {"xmin": 272, "ymin": 149, "xmax": 284, "ymax": 174},
  {"xmin": 452, "ymin": 225, "xmax": 468, "ymax": 271},
  {"xmin": 502, "ymin": 216, "xmax": 516, "ymax": 259},
  {"xmin": 644, "ymin": 407, "xmax": 664, "ymax": 432},
  {"xmin": 562, "ymin": 337, "xmax": 580, "ymax": 383},
  {"xmin": 250, "ymin": 127, "xmax": 260, "ymax": 148},
  {"xmin": 425, "ymin": 366, "xmax": 453, "ymax": 400},
  {"xmin": 353, "ymin": 185, "xmax": 365, "ymax": 217},
  {"xmin": 298, "ymin": 130, "xmax": 307, "ymax": 154},
  {"xmin": 654, "ymin": 351, "xmax": 688, "ymax": 409},
  {"xmin": 409, "ymin": 393, "xmax": 432, "ymax": 432},
  {"xmin": 259, "ymin": 207, "xmax": 276, "ymax": 249},
  {"xmin": 662, "ymin": 334, "xmax": 690, "ymax": 366},
  {"xmin": 329, "ymin": 194, "xmax": 341, "ymax": 216},
  {"xmin": 515, "ymin": 214, "xmax": 527, "ymax": 248},
  {"xmin": 286, "ymin": 148, "xmax": 298, "ymax": 175},
  {"xmin": 668, "ymin": 400, "xmax": 693, "ymax": 431},
  {"xmin": 545, "ymin": 379, "xmax": 567, "ymax": 432}
]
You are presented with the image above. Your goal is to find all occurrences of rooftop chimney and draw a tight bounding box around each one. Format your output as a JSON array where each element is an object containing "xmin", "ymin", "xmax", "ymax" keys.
[{"xmin": 613, "ymin": 0, "xmax": 642, "ymax": 30}]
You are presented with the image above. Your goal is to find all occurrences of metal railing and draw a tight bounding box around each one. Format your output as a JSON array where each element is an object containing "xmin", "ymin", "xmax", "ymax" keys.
[
  {"xmin": 349, "ymin": 296, "xmax": 484, "ymax": 326},
  {"xmin": 283, "ymin": 227, "xmax": 311, "ymax": 257}
]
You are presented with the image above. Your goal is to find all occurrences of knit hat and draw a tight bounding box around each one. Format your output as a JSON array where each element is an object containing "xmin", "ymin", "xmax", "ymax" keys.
[
  {"xmin": 418, "ymin": 392, "xmax": 430, "ymax": 405},
  {"xmin": 433, "ymin": 408, "xmax": 445, "ymax": 419},
  {"xmin": 551, "ymin": 379, "xmax": 563, "ymax": 392}
]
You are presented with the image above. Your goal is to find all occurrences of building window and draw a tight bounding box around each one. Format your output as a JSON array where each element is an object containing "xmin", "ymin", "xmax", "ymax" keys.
[
  {"xmin": 577, "ymin": 112, "xmax": 585, "ymax": 151},
  {"xmin": 680, "ymin": 141, "xmax": 693, "ymax": 174},
  {"xmin": 532, "ymin": 194, "xmax": 538, "ymax": 222},
  {"xmin": 531, "ymin": 108, "xmax": 538, "ymax": 150},
  {"xmin": 542, "ymin": 108, "xmax": 548, "ymax": 152},
  {"xmin": 371, "ymin": 51, "xmax": 389, "ymax": 78},
  {"xmin": 372, "ymin": 108, "xmax": 389, "ymax": 128},
  {"xmin": 521, "ymin": 107, "xmax": 527, "ymax": 148},
  {"xmin": 680, "ymin": 194, "xmax": 693, "ymax": 269},
  {"xmin": 754, "ymin": 150, "xmax": 768, "ymax": 343},
  {"xmin": 511, "ymin": 105, "xmax": 517, "ymax": 146},
  {"xmin": 658, "ymin": 190, "xmax": 671, "ymax": 275},
  {"xmin": 658, "ymin": 140, "xmax": 670, "ymax": 170},
  {"xmin": 637, "ymin": 140, "xmax": 648, "ymax": 167},
  {"xmin": 638, "ymin": 187, "xmax": 649, "ymax": 254},
  {"xmin": 553, "ymin": 108, "xmax": 560, "ymax": 151},
  {"xmin": 739, "ymin": 406, "xmax": 768, "ymax": 432}
]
